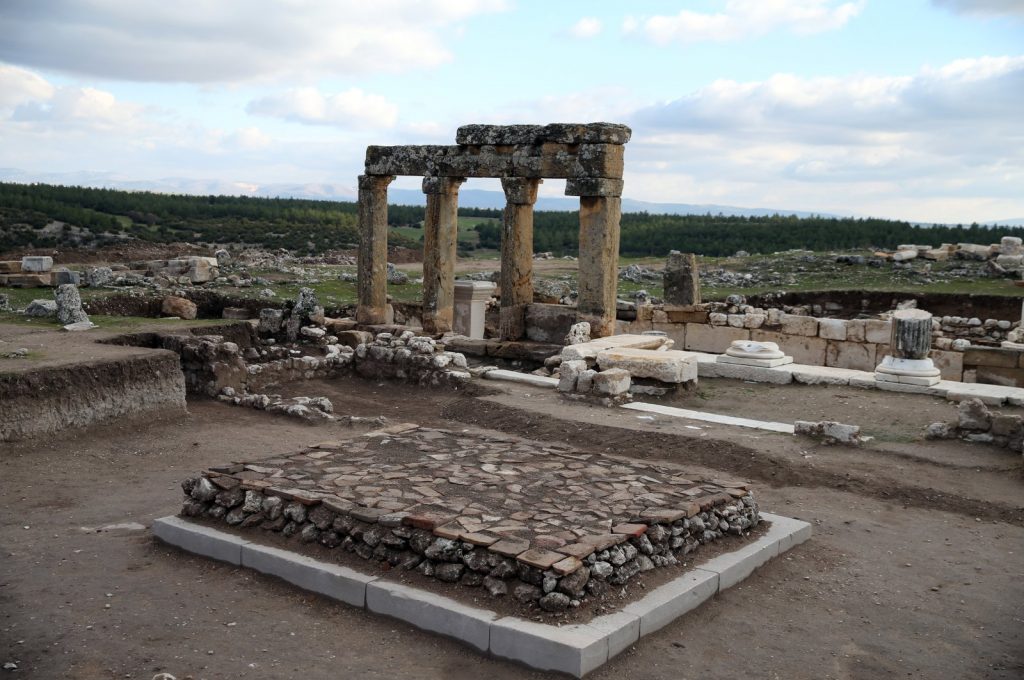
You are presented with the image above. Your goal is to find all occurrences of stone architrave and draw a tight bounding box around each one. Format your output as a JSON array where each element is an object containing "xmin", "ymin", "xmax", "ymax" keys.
[
  {"xmin": 356, "ymin": 174, "xmax": 395, "ymax": 325},
  {"xmin": 421, "ymin": 176, "xmax": 466, "ymax": 334},
  {"xmin": 874, "ymin": 308, "xmax": 941, "ymax": 386},
  {"xmin": 663, "ymin": 251, "xmax": 700, "ymax": 306},
  {"xmin": 499, "ymin": 177, "xmax": 541, "ymax": 340},
  {"xmin": 568, "ymin": 178, "xmax": 623, "ymax": 339}
]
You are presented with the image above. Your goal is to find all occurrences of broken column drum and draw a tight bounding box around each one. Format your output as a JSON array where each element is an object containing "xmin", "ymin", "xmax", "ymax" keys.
[
  {"xmin": 875, "ymin": 308, "xmax": 941, "ymax": 385},
  {"xmin": 356, "ymin": 123, "xmax": 631, "ymax": 340}
]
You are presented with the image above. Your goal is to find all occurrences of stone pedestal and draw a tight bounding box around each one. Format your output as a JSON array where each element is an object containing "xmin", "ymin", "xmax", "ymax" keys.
[
  {"xmin": 421, "ymin": 176, "xmax": 465, "ymax": 334},
  {"xmin": 356, "ymin": 174, "xmax": 395, "ymax": 325},
  {"xmin": 499, "ymin": 177, "xmax": 541, "ymax": 340},
  {"xmin": 454, "ymin": 281, "xmax": 495, "ymax": 339},
  {"xmin": 717, "ymin": 340, "xmax": 793, "ymax": 368},
  {"xmin": 663, "ymin": 251, "xmax": 700, "ymax": 306},
  {"xmin": 875, "ymin": 309, "xmax": 940, "ymax": 385}
]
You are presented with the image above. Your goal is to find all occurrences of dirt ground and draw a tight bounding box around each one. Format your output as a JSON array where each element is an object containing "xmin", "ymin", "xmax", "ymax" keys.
[{"xmin": 2, "ymin": 376, "xmax": 1023, "ymax": 680}]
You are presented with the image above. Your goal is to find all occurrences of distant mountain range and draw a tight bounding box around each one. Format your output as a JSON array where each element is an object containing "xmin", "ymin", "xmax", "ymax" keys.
[{"xmin": 2, "ymin": 168, "xmax": 1022, "ymax": 225}]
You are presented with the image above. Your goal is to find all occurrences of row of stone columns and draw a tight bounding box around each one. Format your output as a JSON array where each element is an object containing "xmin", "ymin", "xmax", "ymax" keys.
[{"xmin": 356, "ymin": 174, "xmax": 623, "ymax": 340}]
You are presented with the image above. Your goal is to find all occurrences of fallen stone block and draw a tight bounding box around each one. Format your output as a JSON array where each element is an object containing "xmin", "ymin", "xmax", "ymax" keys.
[
  {"xmin": 592, "ymin": 368, "xmax": 631, "ymax": 396},
  {"xmin": 597, "ymin": 347, "xmax": 697, "ymax": 384},
  {"xmin": 794, "ymin": 420, "xmax": 861, "ymax": 445},
  {"xmin": 162, "ymin": 295, "xmax": 198, "ymax": 320},
  {"xmin": 21, "ymin": 255, "xmax": 53, "ymax": 272}
]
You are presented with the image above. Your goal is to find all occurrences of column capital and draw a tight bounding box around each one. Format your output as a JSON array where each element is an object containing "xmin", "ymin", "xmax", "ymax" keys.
[
  {"xmin": 358, "ymin": 174, "xmax": 396, "ymax": 191},
  {"xmin": 422, "ymin": 176, "xmax": 466, "ymax": 195},
  {"xmin": 565, "ymin": 178, "xmax": 623, "ymax": 198},
  {"xmin": 501, "ymin": 177, "xmax": 542, "ymax": 205}
]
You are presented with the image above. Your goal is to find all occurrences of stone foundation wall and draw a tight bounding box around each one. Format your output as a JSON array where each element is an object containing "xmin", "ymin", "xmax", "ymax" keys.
[
  {"xmin": 615, "ymin": 303, "xmax": 1024, "ymax": 386},
  {"xmin": 179, "ymin": 475, "xmax": 760, "ymax": 610}
]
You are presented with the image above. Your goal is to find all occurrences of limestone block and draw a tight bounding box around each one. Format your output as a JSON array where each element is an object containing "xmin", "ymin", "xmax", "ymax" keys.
[
  {"xmin": 558, "ymin": 360, "xmax": 587, "ymax": 392},
  {"xmin": 963, "ymin": 347, "xmax": 1019, "ymax": 368},
  {"xmin": 0, "ymin": 261, "xmax": 21, "ymax": 273},
  {"xmin": 683, "ymin": 324, "xmax": 750, "ymax": 353},
  {"xmin": 188, "ymin": 256, "xmax": 219, "ymax": 283},
  {"xmin": 525, "ymin": 303, "xmax": 577, "ymax": 343},
  {"xmin": 742, "ymin": 314, "xmax": 766, "ymax": 329},
  {"xmin": 592, "ymin": 368, "xmax": 631, "ymax": 395},
  {"xmin": 6, "ymin": 273, "xmax": 50, "ymax": 287},
  {"xmin": 456, "ymin": 122, "xmax": 632, "ymax": 146},
  {"xmin": 565, "ymin": 178, "xmax": 624, "ymax": 197},
  {"xmin": 779, "ymin": 314, "xmax": 819, "ymax": 337},
  {"xmin": 845, "ymin": 320, "xmax": 866, "ymax": 343},
  {"xmin": 818, "ymin": 318, "xmax": 848, "ymax": 341},
  {"xmin": 53, "ymin": 270, "xmax": 81, "ymax": 286},
  {"xmin": 651, "ymin": 322, "xmax": 686, "ymax": 349},
  {"xmin": 751, "ymin": 330, "xmax": 827, "ymax": 366},
  {"xmin": 21, "ymin": 256, "xmax": 53, "ymax": 272},
  {"xmin": 561, "ymin": 334, "xmax": 667, "ymax": 361},
  {"xmin": 825, "ymin": 341, "xmax": 876, "ymax": 372},
  {"xmin": 162, "ymin": 295, "xmax": 197, "ymax": 320},
  {"xmin": 930, "ymin": 349, "xmax": 964, "ymax": 381},
  {"xmin": 364, "ymin": 143, "xmax": 625, "ymax": 180},
  {"xmin": 663, "ymin": 251, "xmax": 700, "ymax": 306},
  {"xmin": 596, "ymin": 348, "xmax": 698, "ymax": 384},
  {"xmin": 864, "ymin": 319, "xmax": 892, "ymax": 344}
]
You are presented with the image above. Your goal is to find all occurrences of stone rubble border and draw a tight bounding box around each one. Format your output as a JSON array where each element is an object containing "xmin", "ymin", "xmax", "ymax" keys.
[{"xmin": 153, "ymin": 512, "xmax": 810, "ymax": 677}]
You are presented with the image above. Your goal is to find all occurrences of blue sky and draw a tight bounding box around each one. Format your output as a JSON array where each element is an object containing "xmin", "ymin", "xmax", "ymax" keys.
[{"xmin": 0, "ymin": 0, "xmax": 1022, "ymax": 222}]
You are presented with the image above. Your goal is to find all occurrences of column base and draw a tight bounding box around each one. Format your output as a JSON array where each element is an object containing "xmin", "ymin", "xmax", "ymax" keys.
[{"xmin": 874, "ymin": 355, "xmax": 941, "ymax": 385}]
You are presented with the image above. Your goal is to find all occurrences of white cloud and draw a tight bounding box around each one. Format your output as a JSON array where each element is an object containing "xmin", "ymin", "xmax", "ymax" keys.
[
  {"xmin": 932, "ymin": 0, "xmax": 1024, "ymax": 16},
  {"xmin": 0, "ymin": 63, "xmax": 54, "ymax": 110},
  {"xmin": 623, "ymin": 56, "xmax": 1024, "ymax": 221},
  {"xmin": 0, "ymin": 0, "xmax": 508, "ymax": 83},
  {"xmin": 247, "ymin": 87, "xmax": 399, "ymax": 129},
  {"xmin": 569, "ymin": 17, "xmax": 603, "ymax": 39},
  {"xmin": 625, "ymin": 0, "xmax": 865, "ymax": 44}
]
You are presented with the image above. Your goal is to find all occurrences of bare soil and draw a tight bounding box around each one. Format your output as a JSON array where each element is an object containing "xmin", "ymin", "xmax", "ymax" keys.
[{"xmin": 2, "ymin": 376, "xmax": 1022, "ymax": 680}]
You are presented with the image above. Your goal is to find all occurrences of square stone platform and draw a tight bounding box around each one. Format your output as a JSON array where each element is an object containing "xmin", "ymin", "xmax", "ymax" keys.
[
  {"xmin": 162, "ymin": 424, "xmax": 812, "ymax": 675},
  {"xmin": 177, "ymin": 425, "xmax": 765, "ymax": 608}
]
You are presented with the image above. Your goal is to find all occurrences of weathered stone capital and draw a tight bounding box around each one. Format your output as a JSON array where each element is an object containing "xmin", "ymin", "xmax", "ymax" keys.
[
  {"xmin": 565, "ymin": 178, "xmax": 624, "ymax": 197},
  {"xmin": 358, "ymin": 174, "xmax": 396, "ymax": 191},
  {"xmin": 501, "ymin": 177, "xmax": 542, "ymax": 205},
  {"xmin": 422, "ymin": 176, "xmax": 466, "ymax": 195}
]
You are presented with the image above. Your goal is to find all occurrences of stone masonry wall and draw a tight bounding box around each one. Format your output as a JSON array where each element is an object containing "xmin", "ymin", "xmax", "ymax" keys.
[{"xmin": 616, "ymin": 303, "xmax": 1024, "ymax": 386}]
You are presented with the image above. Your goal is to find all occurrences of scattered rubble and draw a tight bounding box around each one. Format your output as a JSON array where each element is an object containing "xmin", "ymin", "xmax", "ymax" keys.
[
  {"xmin": 925, "ymin": 398, "xmax": 1023, "ymax": 452},
  {"xmin": 794, "ymin": 420, "xmax": 862, "ymax": 445}
]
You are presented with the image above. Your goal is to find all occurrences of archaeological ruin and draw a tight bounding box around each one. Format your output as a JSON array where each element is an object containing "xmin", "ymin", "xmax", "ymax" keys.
[
  {"xmin": 356, "ymin": 123, "xmax": 630, "ymax": 338},
  {"xmin": 2, "ymin": 123, "xmax": 1022, "ymax": 678}
]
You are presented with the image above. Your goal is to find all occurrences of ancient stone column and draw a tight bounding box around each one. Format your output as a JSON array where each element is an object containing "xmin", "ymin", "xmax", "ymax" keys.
[
  {"xmin": 889, "ymin": 309, "xmax": 933, "ymax": 360},
  {"xmin": 875, "ymin": 308, "xmax": 941, "ymax": 385},
  {"xmin": 421, "ymin": 176, "xmax": 465, "ymax": 334},
  {"xmin": 499, "ymin": 177, "xmax": 541, "ymax": 340},
  {"xmin": 567, "ymin": 178, "xmax": 623, "ymax": 338},
  {"xmin": 663, "ymin": 251, "xmax": 700, "ymax": 306},
  {"xmin": 356, "ymin": 174, "xmax": 395, "ymax": 325}
]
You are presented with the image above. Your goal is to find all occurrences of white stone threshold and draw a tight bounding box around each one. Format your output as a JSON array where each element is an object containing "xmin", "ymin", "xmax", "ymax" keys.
[
  {"xmin": 620, "ymin": 402, "xmax": 796, "ymax": 433},
  {"xmin": 153, "ymin": 513, "xmax": 810, "ymax": 677}
]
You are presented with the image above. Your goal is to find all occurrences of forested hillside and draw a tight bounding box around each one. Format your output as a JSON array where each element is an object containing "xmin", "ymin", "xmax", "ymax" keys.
[
  {"xmin": 474, "ymin": 212, "xmax": 1024, "ymax": 257},
  {"xmin": 3, "ymin": 181, "xmax": 1022, "ymax": 257}
]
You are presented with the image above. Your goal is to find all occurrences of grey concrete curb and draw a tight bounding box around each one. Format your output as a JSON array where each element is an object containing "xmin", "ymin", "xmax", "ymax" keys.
[{"xmin": 152, "ymin": 511, "xmax": 810, "ymax": 677}]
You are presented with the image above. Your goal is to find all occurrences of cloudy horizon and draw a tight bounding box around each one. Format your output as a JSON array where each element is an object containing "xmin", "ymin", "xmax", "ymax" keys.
[{"xmin": 0, "ymin": 0, "xmax": 1022, "ymax": 223}]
